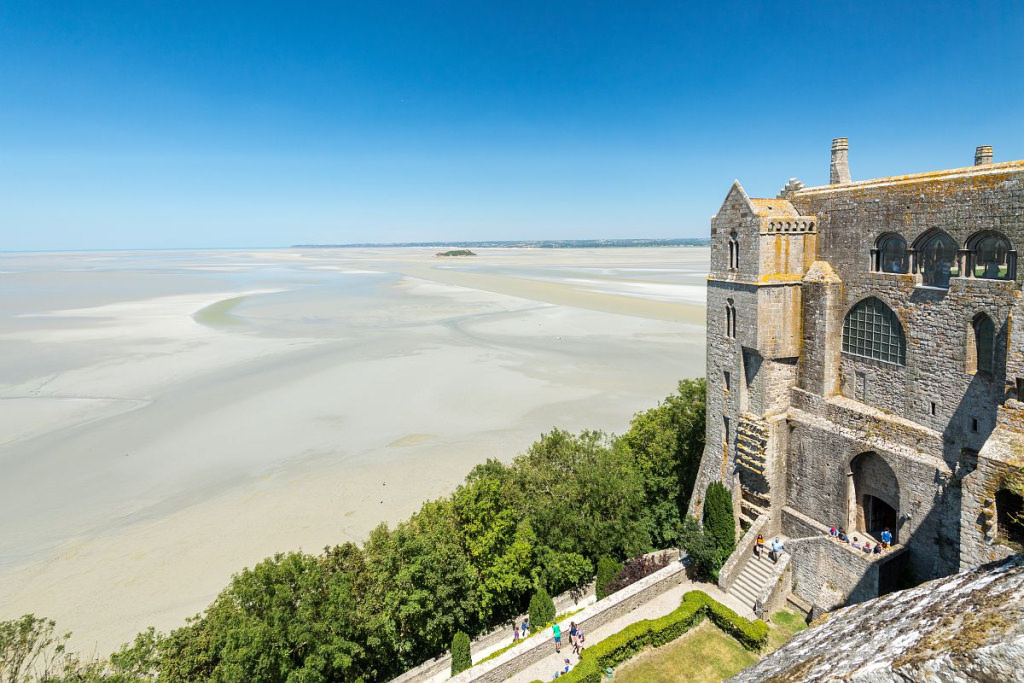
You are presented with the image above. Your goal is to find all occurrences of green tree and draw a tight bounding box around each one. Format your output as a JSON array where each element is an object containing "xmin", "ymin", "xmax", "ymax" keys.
[
  {"xmin": 454, "ymin": 461, "xmax": 535, "ymax": 623},
  {"xmin": 703, "ymin": 481, "xmax": 736, "ymax": 561},
  {"xmin": 621, "ymin": 379, "xmax": 707, "ymax": 548},
  {"xmin": 680, "ymin": 516, "xmax": 720, "ymax": 581},
  {"xmin": 358, "ymin": 501, "xmax": 479, "ymax": 678},
  {"xmin": 532, "ymin": 549, "xmax": 592, "ymax": 598},
  {"xmin": 108, "ymin": 627, "xmax": 163, "ymax": 680},
  {"xmin": 594, "ymin": 557, "xmax": 622, "ymax": 600},
  {"xmin": 513, "ymin": 430, "xmax": 650, "ymax": 562},
  {"xmin": 449, "ymin": 631, "xmax": 471, "ymax": 676},
  {"xmin": 159, "ymin": 546, "xmax": 366, "ymax": 683},
  {"xmin": 527, "ymin": 588, "xmax": 555, "ymax": 629}
]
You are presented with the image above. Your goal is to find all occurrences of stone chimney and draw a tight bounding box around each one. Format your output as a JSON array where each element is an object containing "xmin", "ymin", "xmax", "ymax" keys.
[
  {"xmin": 975, "ymin": 145, "xmax": 993, "ymax": 166},
  {"xmin": 830, "ymin": 138, "xmax": 851, "ymax": 184}
]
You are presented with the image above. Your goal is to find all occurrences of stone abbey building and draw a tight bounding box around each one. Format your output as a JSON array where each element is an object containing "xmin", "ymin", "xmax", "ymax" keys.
[{"xmin": 690, "ymin": 139, "xmax": 1024, "ymax": 610}]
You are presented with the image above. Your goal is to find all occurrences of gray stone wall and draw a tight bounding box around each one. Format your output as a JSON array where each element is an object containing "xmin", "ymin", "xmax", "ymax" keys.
[{"xmin": 692, "ymin": 156, "xmax": 1024, "ymax": 603}]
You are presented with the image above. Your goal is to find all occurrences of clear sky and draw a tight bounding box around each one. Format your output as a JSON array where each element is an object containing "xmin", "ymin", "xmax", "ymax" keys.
[{"xmin": 1, "ymin": 2, "xmax": 1022, "ymax": 250}]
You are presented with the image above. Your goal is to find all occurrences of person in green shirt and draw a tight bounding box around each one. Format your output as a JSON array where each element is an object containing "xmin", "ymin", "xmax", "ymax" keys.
[{"xmin": 552, "ymin": 622, "xmax": 562, "ymax": 653}]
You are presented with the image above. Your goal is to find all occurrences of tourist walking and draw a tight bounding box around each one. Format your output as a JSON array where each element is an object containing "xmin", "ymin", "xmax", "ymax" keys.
[
  {"xmin": 513, "ymin": 623, "xmax": 520, "ymax": 642},
  {"xmin": 755, "ymin": 533, "xmax": 765, "ymax": 559},
  {"xmin": 572, "ymin": 626, "xmax": 585, "ymax": 656},
  {"xmin": 522, "ymin": 616, "xmax": 530, "ymax": 637},
  {"xmin": 770, "ymin": 537, "xmax": 785, "ymax": 563},
  {"xmin": 881, "ymin": 527, "xmax": 892, "ymax": 548},
  {"xmin": 568, "ymin": 621, "xmax": 578, "ymax": 649},
  {"xmin": 552, "ymin": 622, "xmax": 562, "ymax": 653}
]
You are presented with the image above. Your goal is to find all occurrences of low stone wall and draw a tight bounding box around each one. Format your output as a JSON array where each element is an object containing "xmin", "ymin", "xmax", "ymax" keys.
[
  {"xmin": 756, "ymin": 553, "xmax": 791, "ymax": 619},
  {"xmin": 389, "ymin": 582, "xmax": 596, "ymax": 683},
  {"xmin": 449, "ymin": 558, "xmax": 690, "ymax": 683}
]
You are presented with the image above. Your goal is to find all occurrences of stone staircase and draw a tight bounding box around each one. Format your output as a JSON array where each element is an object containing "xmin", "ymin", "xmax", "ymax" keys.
[{"xmin": 726, "ymin": 541, "xmax": 786, "ymax": 613}]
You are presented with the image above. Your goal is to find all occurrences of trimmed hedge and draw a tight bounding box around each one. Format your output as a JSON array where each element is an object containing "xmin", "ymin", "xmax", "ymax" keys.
[{"xmin": 531, "ymin": 591, "xmax": 768, "ymax": 683}]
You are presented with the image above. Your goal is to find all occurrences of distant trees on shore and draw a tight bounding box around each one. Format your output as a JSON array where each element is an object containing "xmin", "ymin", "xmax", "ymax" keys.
[{"xmin": 1, "ymin": 379, "xmax": 706, "ymax": 683}]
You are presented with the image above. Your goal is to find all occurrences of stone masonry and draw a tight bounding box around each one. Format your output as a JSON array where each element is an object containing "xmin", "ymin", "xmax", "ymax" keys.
[{"xmin": 690, "ymin": 140, "xmax": 1024, "ymax": 612}]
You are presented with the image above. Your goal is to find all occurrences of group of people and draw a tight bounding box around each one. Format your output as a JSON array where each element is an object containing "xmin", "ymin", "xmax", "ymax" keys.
[
  {"xmin": 753, "ymin": 534, "xmax": 786, "ymax": 563},
  {"xmin": 828, "ymin": 525, "xmax": 892, "ymax": 555},
  {"xmin": 512, "ymin": 616, "xmax": 530, "ymax": 642},
  {"xmin": 551, "ymin": 620, "xmax": 584, "ymax": 655},
  {"xmin": 550, "ymin": 621, "xmax": 584, "ymax": 678},
  {"xmin": 511, "ymin": 616, "xmax": 586, "ymax": 679}
]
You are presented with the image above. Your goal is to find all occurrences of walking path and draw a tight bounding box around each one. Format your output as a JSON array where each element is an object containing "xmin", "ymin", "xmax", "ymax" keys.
[{"xmin": 507, "ymin": 580, "xmax": 746, "ymax": 683}]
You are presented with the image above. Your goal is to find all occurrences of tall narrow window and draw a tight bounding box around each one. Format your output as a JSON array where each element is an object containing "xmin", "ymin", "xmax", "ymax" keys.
[
  {"xmin": 969, "ymin": 313, "xmax": 996, "ymax": 376},
  {"xmin": 728, "ymin": 231, "xmax": 739, "ymax": 270},
  {"xmin": 842, "ymin": 297, "xmax": 906, "ymax": 366},
  {"xmin": 725, "ymin": 299, "xmax": 737, "ymax": 338}
]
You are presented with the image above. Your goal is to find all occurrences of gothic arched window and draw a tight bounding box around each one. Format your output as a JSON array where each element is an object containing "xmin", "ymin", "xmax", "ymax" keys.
[
  {"xmin": 967, "ymin": 313, "xmax": 996, "ymax": 376},
  {"xmin": 842, "ymin": 297, "xmax": 906, "ymax": 366},
  {"xmin": 914, "ymin": 230, "xmax": 958, "ymax": 288},
  {"xmin": 967, "ymin": 231, "xmax": 1015, "ymax": 280},
  {"xmin": 728, "ymin": 231, "xmax": 739, "ymax": 270},
  {"xmin": 875, "ymin": 233, "xmax": 908, "ymax": 274}
]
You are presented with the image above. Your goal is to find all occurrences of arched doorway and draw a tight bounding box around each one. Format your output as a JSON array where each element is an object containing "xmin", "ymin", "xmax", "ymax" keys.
[{"xmin": 848, "ymin": 451, "xmax": 900, "ymax": 543}]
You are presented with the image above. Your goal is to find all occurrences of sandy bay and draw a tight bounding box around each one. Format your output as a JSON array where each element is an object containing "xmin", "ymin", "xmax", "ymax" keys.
[{"xmin": 0, "ymin": 246, "xmax": 708, "ymax": 655}]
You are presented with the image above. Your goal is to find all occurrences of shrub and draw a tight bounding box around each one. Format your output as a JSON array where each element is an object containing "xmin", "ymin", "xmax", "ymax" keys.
[
  {"xmin": 595, "ymin": 557, "xmax": 621, "ymax": 600},
  {"xmin": 703, "ymin": 481, "xmax": 736, "ymax": 560},
  {"xmin": 679, "ymin": 516, "xmax": 720, "ymax": 581},
  {"xmin": 450, "ymin": 631, "xmax": 471, "ymax": 675},
  {"xmin": 547, "ymin": 591, "xmax": 768, "ymax": 682},
  {"xmin": 528, "ymin": 587, "xmax": 555, "ymax": 629},
  {"xmin": 605, "ymin": 553, "xmax": 672, "ymax": 595}
]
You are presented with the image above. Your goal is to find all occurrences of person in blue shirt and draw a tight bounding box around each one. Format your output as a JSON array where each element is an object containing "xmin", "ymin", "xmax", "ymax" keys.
[
  {"xmin": 770, "ymin": 537, "xmax": 785, "ymax": 563},
  {"xmin": 880, "ymin": 527, "xmax": 892, "ymax": 548}
]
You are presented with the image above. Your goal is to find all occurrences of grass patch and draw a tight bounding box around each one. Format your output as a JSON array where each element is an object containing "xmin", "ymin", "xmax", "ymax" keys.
[
  {"xmin": 613, "ymin": 622, "xmax": 756, "ymax": 683},
  {"xmin": 612, "ymin": 610, "xmax": 806, "ymax": 683}
]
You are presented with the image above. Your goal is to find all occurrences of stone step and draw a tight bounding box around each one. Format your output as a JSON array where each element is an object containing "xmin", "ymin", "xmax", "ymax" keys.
[
  {"xmin": 732, "ymin": 576, "xmax": 762, "ymax": 599},
  {"xmin": 744, "ymin": 560, "xmax": 774, "ymax": 579},
  {"xmin": 729, "ymin": 585, "xmax": 757, "ymax": 609}
]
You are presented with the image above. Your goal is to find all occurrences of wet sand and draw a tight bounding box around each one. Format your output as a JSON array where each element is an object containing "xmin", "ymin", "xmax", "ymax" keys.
[{"xmin": 0, "ymin": 246, "xmax": 708, "ymax": 655}]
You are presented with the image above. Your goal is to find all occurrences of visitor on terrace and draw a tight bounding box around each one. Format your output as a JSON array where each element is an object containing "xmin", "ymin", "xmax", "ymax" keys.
[
  {"xmin": 755, "ymin": 533, "xmax": 766, "ymax": 558},
  {"xmin": 881, "ymin": 527, "xmax": 892, "ymax": 548},
  {"xmin": 838, "ymin": 527, "xmax": 849, "ymax": 542},
  {"xmin": 770, "ymin": 537, "xmax": 785, "ymax": 563}
]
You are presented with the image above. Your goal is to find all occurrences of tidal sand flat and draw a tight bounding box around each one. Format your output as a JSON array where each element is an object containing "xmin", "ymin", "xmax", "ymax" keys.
[{"xmin": 0, "ymin": 246, "xmax": 708, "ymax": 655}]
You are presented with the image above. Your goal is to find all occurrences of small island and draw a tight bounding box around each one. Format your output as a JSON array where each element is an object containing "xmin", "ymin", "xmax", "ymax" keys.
[{"xmin": 435, "ymin": 249, "xmax": 476, "ymax": 257}]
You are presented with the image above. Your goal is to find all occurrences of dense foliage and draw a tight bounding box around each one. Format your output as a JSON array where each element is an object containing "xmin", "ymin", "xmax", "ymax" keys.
[
  {"xmin": 604, "ymin": 552, "xmax": 672, "ymax": 596},
  {"xmin": 2, "ymin": 379, "xmax": 706, "ymax": 682},
  {"xmin": 594, "ymin": 557, "xmax": 622, "ymax": 600},
  {"xmin": 680, "ymin": 480, "xmax": 736, "ymax": 581},
  {"xmin": 450, "ymin": 631, "xmax": 471, "ymax": 675},
  {"xmin": 529, "ymin": 590, "xmax": 768, "ymax": 683}
]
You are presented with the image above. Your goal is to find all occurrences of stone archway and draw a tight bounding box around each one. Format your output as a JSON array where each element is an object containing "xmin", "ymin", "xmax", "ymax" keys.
[{"xmin": 847, "ymin": 451, "xmax": 901, "ymax": 543}]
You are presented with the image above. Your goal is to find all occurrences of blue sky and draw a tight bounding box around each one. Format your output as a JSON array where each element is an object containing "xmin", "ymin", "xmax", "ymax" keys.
[{"xmin": 1, "ymin": 2, "xmax": 1022, "ymax": 250}]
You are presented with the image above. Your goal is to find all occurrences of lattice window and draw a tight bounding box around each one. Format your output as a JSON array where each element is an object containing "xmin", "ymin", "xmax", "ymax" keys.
[{"xmin": 842, "ymin": 297, "xmax": 906, "ymax": 366}]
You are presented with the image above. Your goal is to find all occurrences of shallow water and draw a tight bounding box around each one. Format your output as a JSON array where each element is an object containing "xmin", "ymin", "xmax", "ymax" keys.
[{"xmin": 0, "ymin": 246, "xmax": 708, "ymax": 652}]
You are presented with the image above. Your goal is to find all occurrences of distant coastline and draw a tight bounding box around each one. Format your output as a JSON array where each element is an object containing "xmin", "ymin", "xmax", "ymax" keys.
[{"xmin": 292, "ymin": 238, "xmax": 710, "ymax": 249}]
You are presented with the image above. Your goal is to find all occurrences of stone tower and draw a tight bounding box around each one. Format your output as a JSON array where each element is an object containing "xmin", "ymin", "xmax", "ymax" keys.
[{"xmin": 690, "ymin": 139, "xmax": 1024, "ymax": 613}]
